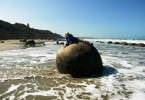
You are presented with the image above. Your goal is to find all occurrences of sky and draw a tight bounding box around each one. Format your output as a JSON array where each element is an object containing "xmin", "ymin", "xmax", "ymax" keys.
[{"xmin": 0, "ymin": 0, "xmax": 145, "ymax": 39}]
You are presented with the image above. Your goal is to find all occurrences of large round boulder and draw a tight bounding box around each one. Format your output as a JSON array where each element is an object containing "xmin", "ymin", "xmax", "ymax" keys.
[{"xmin": 56, "ymin": 42, "xmax": 103, "ymax": 77}]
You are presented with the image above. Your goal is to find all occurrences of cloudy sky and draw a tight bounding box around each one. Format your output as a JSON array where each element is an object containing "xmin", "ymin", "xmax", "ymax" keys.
[{"xmin": 0, "ymin": 0, "xmax": 145, "ymax": 39}]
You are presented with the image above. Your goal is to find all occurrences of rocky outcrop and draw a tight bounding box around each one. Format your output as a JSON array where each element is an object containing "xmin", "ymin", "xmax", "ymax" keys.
[{"xmin": 56, "ymin": 42, "xmax": 103, "ymax": 77}]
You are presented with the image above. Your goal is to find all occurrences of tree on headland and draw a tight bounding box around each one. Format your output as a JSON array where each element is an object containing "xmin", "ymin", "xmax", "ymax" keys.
[{"xmin": 27, "ymin": 23, "xmax": 30, "ymax": 28}]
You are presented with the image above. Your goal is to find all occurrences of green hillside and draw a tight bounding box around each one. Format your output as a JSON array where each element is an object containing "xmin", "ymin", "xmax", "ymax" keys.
[{"xmin": 0, "ymin": 20, "xmax": 63, "ymax": 40}]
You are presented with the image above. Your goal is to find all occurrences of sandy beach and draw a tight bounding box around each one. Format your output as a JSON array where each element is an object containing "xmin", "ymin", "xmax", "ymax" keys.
[
  {"xmin": 0, "ymin": 40, "xmax": 46, "ymax": 51},
  {"xmin": 0, "ymin": 40, "xmax": 24, "ymax": 51}
]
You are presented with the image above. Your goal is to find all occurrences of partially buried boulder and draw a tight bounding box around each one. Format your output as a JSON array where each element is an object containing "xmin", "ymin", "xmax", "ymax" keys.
[
  {"xmin": 120, "ymin": 42, "xmax": 128, "ymax": 45},
  {"xmin": 56, "ymin": 42, "xmax": 103, "ymax": 77},
  {"xmin": 107, "ymin": 41, "xmax": 113, "ymax": 44}
]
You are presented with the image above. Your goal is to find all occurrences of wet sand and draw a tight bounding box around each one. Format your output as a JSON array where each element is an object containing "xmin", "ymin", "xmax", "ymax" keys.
[{"xmin": 0, "ymin": 65, "xmax": 119, "ymax": 100}]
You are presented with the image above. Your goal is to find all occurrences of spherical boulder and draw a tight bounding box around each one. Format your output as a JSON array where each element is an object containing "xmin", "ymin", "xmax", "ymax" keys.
[{"xmin": 56, "ymin": 42, "xmax": 103, "ymax": 77}]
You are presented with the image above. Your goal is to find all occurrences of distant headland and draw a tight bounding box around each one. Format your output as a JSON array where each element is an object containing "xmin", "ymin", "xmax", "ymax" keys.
[{"xmin": 0, "ymin": 20, "xmax": 64, "ymax": 40}]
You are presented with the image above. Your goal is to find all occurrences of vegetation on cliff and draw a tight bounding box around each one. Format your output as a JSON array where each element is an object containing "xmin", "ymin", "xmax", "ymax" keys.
[{"xmin": 0, "ymin": 20, "xmax": 63, "ymax": 40}]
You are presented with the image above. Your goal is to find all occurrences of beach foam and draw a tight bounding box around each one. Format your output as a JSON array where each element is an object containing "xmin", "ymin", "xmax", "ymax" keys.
[{"xmin": 0, "ymin": 40, "xmax": 145, "ymax": 99}]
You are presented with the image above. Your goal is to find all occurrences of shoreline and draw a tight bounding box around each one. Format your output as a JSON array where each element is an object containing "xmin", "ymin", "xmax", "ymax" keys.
[{"xmin": 0, "ymin": 40, "xmax": 47, "ymax": 51}]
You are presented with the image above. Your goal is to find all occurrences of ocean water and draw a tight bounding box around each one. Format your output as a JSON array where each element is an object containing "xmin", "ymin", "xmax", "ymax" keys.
[{"xmin": 0, "ymin": 39, "xmax": 145, "ymax": 100}]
